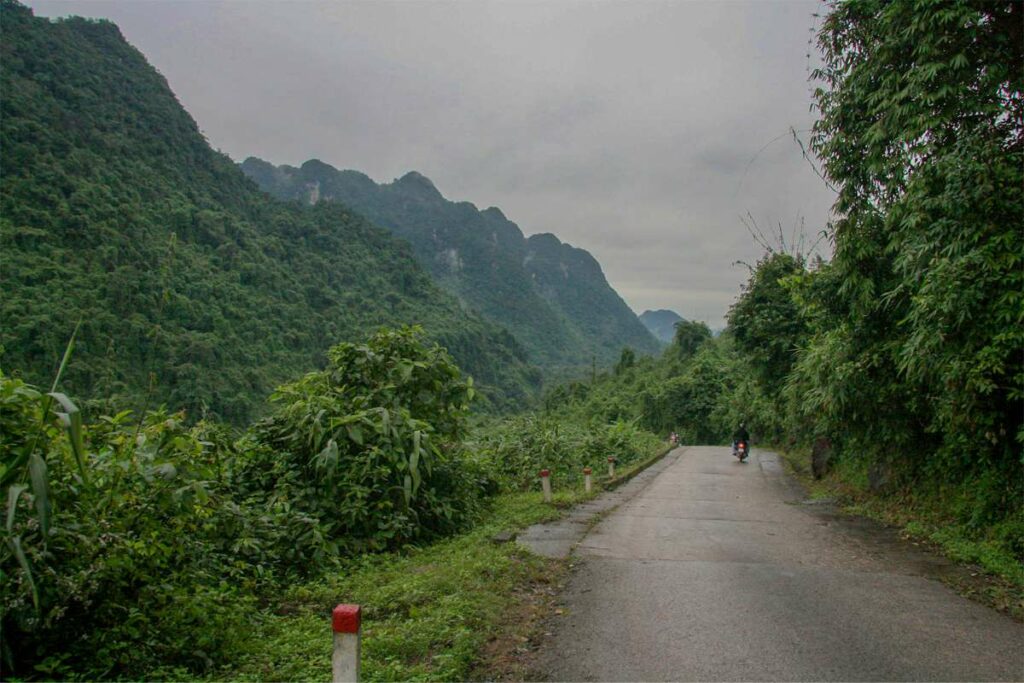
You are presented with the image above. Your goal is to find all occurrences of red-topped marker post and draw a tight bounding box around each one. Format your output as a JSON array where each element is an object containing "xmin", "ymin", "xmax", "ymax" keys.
[
  {"xmin": 332, "ymin": 604, "xmax": 361, "ymax": 682},
  {"xmin": 583, "ymin": 466, "xmax": 593, "ymax": 493},
  {"xmin": 540, "ymin": 469, "xmax": 552, "ymax": 503},
  {"xmin": 607, "ymin": 456, "xmax": 616, "ymax": 478}
]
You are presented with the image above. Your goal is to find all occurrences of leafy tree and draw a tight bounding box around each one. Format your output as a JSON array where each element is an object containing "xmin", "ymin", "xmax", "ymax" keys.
[
  {"xmin": 615, "ymin": 347, "xmax": 637, "ymax": 375},
  {"xmin": 252, "ymin": 327, "xmax": 486, "ymax": 551},
  {"xmin": 810, "ymin": 0, "xmax": 1023, "ymax": 499},
  {"xmin": 727, "ymin": 253, "xmax": 807, "ymax": 398},
  {"xmin": 670, "ymin": 319, "xmax": 712, "ymax": 361}
]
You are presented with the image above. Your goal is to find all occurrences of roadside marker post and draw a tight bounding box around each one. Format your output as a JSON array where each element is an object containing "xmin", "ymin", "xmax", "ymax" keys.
[
  {"xmin": 583, "ymin": 466, "xmax": 592, "ymax": 493},
  {"xmin": 607, "ymin": 456, "xmax": 616, "ymax": 478},
  {"xmin": 332, "ymin": 604, "xmax": 361, "ymax": 683},
  {"xmin": 540, "ymin": 469, "xmax": 552, "ymax": 503}
]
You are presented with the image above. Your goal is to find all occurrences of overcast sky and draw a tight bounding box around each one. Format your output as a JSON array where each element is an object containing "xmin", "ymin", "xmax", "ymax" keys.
[{"xmin": 30, "ymin": 0, "xmax": 836, "ymax": 326}]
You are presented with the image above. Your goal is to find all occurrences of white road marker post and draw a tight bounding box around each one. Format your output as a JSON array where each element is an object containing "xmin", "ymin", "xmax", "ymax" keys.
[
  {"xmin": 540, "ymin": 468, "xmax": 552, "ymax": 503},
  {"xmin": 607, "ymin": 456, "xmax": 616, "ymax": 478},
  {"xmin": 332, "ymin": 604, "xmax": 361, "ymax": 683},
  {"xmin": 583, "ymin": 466, "xmax": 592, "ymax": 493}
]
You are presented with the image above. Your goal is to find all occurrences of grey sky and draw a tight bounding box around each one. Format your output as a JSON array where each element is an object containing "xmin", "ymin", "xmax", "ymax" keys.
[{"xmin": 30, "ymin": 0, "xmax": 836, "ymax": 326}]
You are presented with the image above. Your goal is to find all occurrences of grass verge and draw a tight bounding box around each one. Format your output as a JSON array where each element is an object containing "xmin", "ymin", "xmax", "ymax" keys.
[
  {"xmin": 201, "ymin": 490, "xmax": 588, "ymax": 682},
  {"xmin": 197, "ymin": 440, "xmax": 671, "ymax": 682},
  {"xmin": 604, "ymin": 442, "xmax": 676, "ymax": 490},
  {"xmin": 777, "ymin": 448, "xmax": 1024, "ymax": 621}
]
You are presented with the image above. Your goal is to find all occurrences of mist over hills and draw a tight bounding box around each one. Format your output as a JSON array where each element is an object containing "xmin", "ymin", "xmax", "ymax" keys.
[
  {"xmin": 241, "ymin": 158, "xmax": 661, "ymax": 368},
  {"xmin": 0, "ymin": 2, "xmax": 539, "ymax": 420},
  {"xmin": 639, "ymin": 309, "xmax": 685, "ymax": 344}
]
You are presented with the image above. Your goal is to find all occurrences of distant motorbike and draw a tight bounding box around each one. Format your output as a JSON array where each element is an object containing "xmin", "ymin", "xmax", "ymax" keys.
[{"xmin": 735, "ymin": 440, "xmax": 749, "ymax": 462}]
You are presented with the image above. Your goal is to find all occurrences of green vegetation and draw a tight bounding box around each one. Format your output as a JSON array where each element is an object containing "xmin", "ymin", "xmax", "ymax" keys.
[
  {"xmin": 540, "ymin": 320, "xmax": 747, "ymax": 447},
  {"xmin": 790, "ymin": 0, "xmax": 1020, "ymax": 566},
  {"xmin": 0, "ymin": 1, "xmax": 539, "ymax": 422},
  {"xmin": 470, "ymin": 416, "xmax": 662, "ymax": 491},
  {"xmin": 0, "ymin": 6, "xmax": 663, "ymax": 678},
  {"xmin": 1, "ymin": 322, "xmax": 664, "ymax": 679},
  {"xmin": 241, "ymin": 158, "xmax": 662, "ymax": 370},
  {"xmin": 212, "ymin": 492, "xmax": 580, "ymax": 682},
  {"xmin": 2, "ymin": 0, "xmax": 1021, "ymax": 678},
  {"xmin": 543, "ymin": 1, "xmax": 1024, "ymax": 590},
  {"xmin": 1, "ymin": 328, "xmax": 492, "ymax": 678}
]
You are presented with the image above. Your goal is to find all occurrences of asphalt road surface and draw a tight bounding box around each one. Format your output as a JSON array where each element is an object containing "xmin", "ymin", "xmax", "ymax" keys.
[{"xmin": 533, "ymin": 446, "xmax": 1024, "ymax": 682}]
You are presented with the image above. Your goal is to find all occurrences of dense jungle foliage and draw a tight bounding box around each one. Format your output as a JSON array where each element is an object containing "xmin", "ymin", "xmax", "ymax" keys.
[
  {"xmin": 0, "ymin": 325, "xmax": 664, "ymax": 679},
  {"xmin": 241, "ymin": 158, "xmax": 662, "ymax": 369},
  {"xmin": 0, "ymin": 1, "xmax": 540, "ymax": 422},
  {"xmin": 469, "ymin": 417, "xmax": 663, "ymax": 492},
  {"xmin": 2, "ymin": 327, "xmax": 499, "ymax": 678},
  {"xmin": 794, "ymin": 0, "xmax": 1022, "ymax": 535}
]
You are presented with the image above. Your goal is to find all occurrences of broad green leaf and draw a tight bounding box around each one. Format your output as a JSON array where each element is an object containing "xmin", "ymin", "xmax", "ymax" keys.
[
  {"xmin": 28, "ymin": 453, "xmax": 51, "ymax": 537},
  {"xmin": 47, "ymin": 320, "xmax": 81, "ymax": 395},
  {"xmin": 8, "ymin": 535, "xmax": 40, "ymax": 610},
  {"xmin": 6, "ymin": 484, "xmax": 28, "ymax": 533},
  {"xmin": 347, "ymin": 424, "xmax": 364, "ymax": 445},
  {"xmin": 48, "ymin": 392, "xmax": 87, "ymax": 481}
]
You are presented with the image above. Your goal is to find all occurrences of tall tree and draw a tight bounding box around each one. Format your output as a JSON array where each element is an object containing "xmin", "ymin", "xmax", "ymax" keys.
[{"xmin": 810, "ymin": 0, "xmax": 1022, "ymax": 497}]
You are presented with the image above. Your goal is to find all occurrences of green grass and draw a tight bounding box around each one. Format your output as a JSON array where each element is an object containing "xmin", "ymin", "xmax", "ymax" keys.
[
  {"xmin": 197, "ymin": 490, "xmax": 592, "ymax": 682},
  {"xmin": 142, "ymin": 437, "xmax": 670, "ymax": 682}
]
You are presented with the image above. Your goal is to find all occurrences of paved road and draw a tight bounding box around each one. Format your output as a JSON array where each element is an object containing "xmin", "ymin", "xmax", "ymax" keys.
[{"xmin": 533, "ymin": 446, "xmax": 1024, "ymax": 682}]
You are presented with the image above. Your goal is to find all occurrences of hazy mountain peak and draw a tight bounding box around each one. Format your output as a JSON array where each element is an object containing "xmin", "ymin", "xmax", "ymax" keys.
[
  {"xmin": 393, "ymin": 170, "xmax": 442, "ymax": 199},
  {"xmin": 639, "ymin": 309, "xmax": 685, "ymax": 344}
]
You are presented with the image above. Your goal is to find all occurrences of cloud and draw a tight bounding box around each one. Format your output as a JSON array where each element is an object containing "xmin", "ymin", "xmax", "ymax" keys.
[{"xmin": 29, "ymin": 0, "xmax": 836, "ymax": 325}]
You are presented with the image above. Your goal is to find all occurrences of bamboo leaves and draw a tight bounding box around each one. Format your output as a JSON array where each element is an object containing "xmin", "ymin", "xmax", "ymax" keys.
[
  {"xmin": 28, "ymin": 454, "xmax": 51, "ymax": 537},
  {"xmin": 48, "ymin": 392, "xmax": 87, "ymax": 482}
]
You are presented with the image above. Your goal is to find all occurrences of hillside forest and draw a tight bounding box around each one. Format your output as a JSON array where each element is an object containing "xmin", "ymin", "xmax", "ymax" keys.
[
  {"xmin": 240, "ymin": 158, "xmax": 661, "ymax": 371},
  {"xmin": 1, "ymin": 0, "xmax": 1021, "ymax": 680}
]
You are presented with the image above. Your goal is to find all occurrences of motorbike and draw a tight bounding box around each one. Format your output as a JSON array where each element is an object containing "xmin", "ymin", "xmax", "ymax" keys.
[{"xmin": 735, "ymin": 440, "xmax": 749, "ymax": 462}]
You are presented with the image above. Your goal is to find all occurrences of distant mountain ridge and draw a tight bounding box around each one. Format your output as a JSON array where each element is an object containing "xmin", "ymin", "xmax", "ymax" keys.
[
  {"xmin": 639, "ymin": 309, "xmax": 685, "ymax": 344},
  {"xmin": 241, "ymin": 158, "xmax": 661, "ymax": 367}
]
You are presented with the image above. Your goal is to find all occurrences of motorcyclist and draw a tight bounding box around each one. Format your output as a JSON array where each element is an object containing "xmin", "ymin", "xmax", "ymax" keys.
[{"xmin": 732, "ymin": 423, "xmax": 750, "ymax": 455}]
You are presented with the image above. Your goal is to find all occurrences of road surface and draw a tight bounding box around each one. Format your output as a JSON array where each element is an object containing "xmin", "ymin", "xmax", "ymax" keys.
[{"xmin": 533, "ymin": 446, "xmax": 1024, "ymax": 681}]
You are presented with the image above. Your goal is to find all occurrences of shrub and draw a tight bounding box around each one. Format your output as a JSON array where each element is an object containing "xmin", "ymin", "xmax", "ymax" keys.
[
  {"xmin": 1, "ymin": 382, "xmax": 262, "ymax": 678},
  {"xmin": 250, "ymin": 326, "xmax": 488, "ymax": 552},
  {"xmin": 472, "ymin": 415, "xmax": 661, "ymax": 491},
  {"xmin": 0, "ymin": 326, "xmax": 492, "ymax": 678}
]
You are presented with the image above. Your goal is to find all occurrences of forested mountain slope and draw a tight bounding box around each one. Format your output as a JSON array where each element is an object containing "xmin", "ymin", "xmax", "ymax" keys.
[
  {"xmin": 0, "ymin": 1, "xmax": 540, "ymax": 421},
  {"xmin": 241, "ymin": 158, "xmax": 661, "ymax": 367}
]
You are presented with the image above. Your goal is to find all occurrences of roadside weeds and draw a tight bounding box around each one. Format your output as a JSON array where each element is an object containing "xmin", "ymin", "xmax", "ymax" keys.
[{"xmin": 209, "ymin": 445, "xmax": 673, "ymax": 682}]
